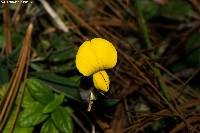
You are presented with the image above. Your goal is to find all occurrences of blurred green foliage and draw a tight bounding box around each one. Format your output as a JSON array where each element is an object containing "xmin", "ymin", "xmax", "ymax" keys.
[
  {"xmin": 160, "ymin": 0, "xmax": 193, "ymax": 20},
  {"xmin": 186, "ymin": 33, "xmax": 200, "ymax": 67},
  {"xmin": 70, "ymin": 0, "xmax": 86, "ymax": 10},
  {"xmin": 0, "ymin": 27, "xmax": 3, "ymax": 48},
  {"xmin": 136, "ymin": 0, "xmax": 193, "ymax": 20}
]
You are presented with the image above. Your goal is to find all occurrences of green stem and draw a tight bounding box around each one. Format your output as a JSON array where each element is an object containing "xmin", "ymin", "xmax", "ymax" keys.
[{"xmin": 135, "ymin": 1, "xmax": 171, "ymax": 101}]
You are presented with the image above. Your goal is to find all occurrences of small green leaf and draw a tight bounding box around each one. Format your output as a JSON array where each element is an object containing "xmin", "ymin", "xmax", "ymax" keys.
[
  {"xmin": 43, "ymin": 93, "xmax": 65, "ymax": 113},
  {"xmin": 40, "ymin": 118, "xmax": 59, "ymax": 133},
  {"xmin": 51, "ymin": 106, "xmax": 73, "ymax": 133},
  {"xmin": 27, "ymin": 78, "xmax": 54, "ymax": 104},
  {"xmin": 18, "ymin": 102, "xmax": 48, "ymax": 127}
]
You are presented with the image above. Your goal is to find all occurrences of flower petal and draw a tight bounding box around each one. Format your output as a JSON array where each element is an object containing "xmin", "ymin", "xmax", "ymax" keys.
[
  {"xmin": 91, "ymin": 38, "xmax": 117, "ymax": 70},
  {"xmin": 76, "ymin": 38, "xmax": 117, "ymax": 76},
  {"xmin": 76, "ymin": 41, "xmax": 98, "ymax": 76},
  {"xmin": 93, "ymin": 70, "xmax": 110, "ymax": 92}
]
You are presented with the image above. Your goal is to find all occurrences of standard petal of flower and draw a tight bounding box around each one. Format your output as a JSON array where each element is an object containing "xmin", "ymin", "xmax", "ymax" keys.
[
  {"xmin": 91, "ymin": 38, "xmax": 117, "ymax": 70},
  {"xmin": 76, "ymin": 41, "xmax": 99, "ymax": 76},
  {"xmin": 76, "ymin": 38, "xmax": 117, "ymax": 77}
]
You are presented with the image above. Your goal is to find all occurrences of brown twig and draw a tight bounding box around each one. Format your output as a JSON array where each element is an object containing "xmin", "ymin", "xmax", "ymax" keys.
[
  {"xmin": 58, "ymin": 0, "xmax": 101, "ymax": 37},
  {"xmin": 38, "ymin": 0, "xmax": 69, "ymax": 32},
  {"xmin": 3, "ymin": 0, "xmax": 12, "ymax": 55},
  {"xmin": 0, "ymin": 23, "xmax": 33, "ymax": 132}
]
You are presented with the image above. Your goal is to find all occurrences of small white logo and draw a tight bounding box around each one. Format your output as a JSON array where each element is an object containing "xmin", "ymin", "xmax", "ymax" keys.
[{"xmin": 1, "ymin": 1, "xmax": 32, "ymax": 4}]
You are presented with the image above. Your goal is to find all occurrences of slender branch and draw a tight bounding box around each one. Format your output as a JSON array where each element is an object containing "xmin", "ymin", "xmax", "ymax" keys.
[{"xmin": 38, "ymin": 0, "xmax": 69, "ymax": 32}]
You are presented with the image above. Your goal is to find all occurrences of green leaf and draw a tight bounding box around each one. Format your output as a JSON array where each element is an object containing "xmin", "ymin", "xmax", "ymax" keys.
[
  {"xmin": 43, "ymin": 81, "xmax": 81, "ymax": 101},
  {"xmin": 3, "ymin": 107, "xmax": 33, "ymax": 133},
  {"xmin": 160, "ymin": 0, "xmax": 193, "ymax": 20},
  {"xmin": 43, "ymin": 93, "xmax": 65, "ymax": 113},
  {"xmin": 27, "ymin": 78, "xmax": 54, "ymax": 104},
  {"xmin": 22, "ymin": 88, "xmax": 35, "ymax": 108},
  {"xmin": 51, "ymin": 106, "xmax": 73, "ymax": 133},
  {"xmin": 30, "ymin": 62, "xmax": 46, "ymax": 72},
  {"xmin": 12, "ymin": 127, "xmax": 33, "ymax": 133},
  {"xmin": 68, "ymin": 76, "xmax": 81, "ymax": 82},
  {"xmin": 50, "ymin": 62, "xmax": 75, "ymax": 72},
  {"xmin": 18, "ymin": 102, "xmax": 48, "ymax": 127},
  {"xmin": 48, "ymin": 32, "xmax": 76, "ymax": 51},
  {"xmin": 40, "ymin": 118, "xmax": 59, "ymax": 133},
  {"xmin": 29, "ymin": 73, "xmax": 81, "ymax": 101},
  {"xmin": 31, "ymin": 73, "xmax": 79, "ymax": 88},
  {"xmin": 48, "ymin": 47, "xmax": 75, "ymax": 62}
]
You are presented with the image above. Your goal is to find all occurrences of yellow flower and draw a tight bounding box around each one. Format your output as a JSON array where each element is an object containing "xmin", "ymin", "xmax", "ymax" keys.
[{"xmin": 76, "ymin": 38, "xmax": 117, "ymax": 92}]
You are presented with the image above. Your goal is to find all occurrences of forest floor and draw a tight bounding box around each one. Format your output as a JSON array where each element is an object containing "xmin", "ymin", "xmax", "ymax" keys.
[{"xmin": 0, "ymin": 0, "xmax": 200, "ymax": 133}]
